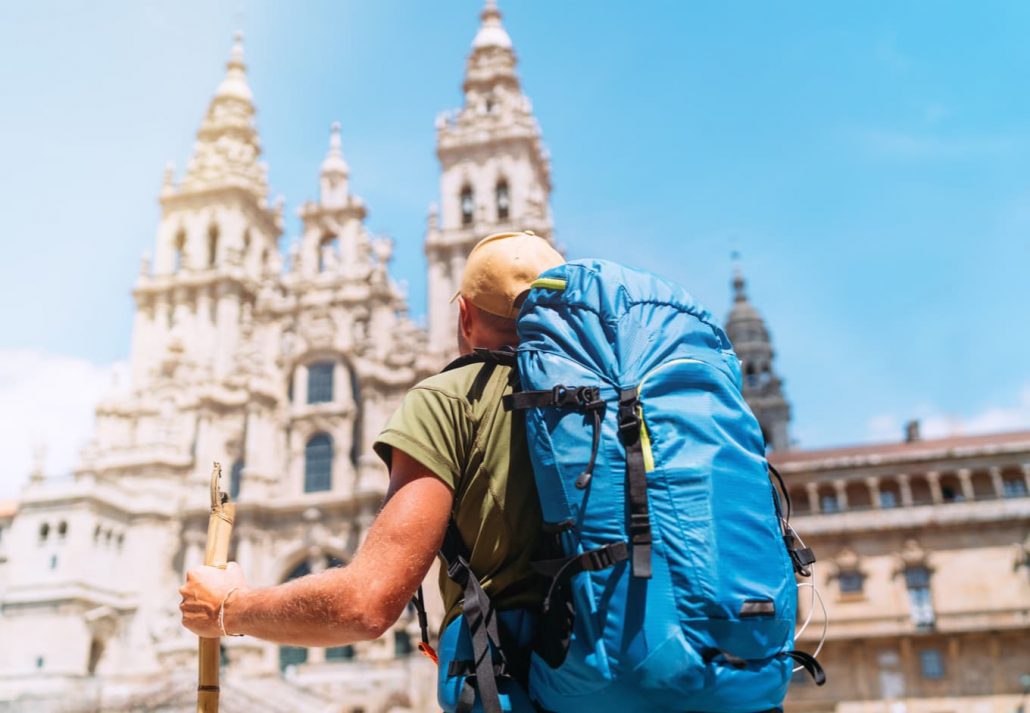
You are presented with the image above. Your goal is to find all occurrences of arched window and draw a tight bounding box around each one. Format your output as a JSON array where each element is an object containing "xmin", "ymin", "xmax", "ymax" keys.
[
  {"xmin": 230, "ymin": 459, "xmax": 244, "ymax": 500},
  {"xmin": 318, "ymin": 235, "xmax": 339, "ymax": 272},
  {"xmin": 207, "ymin": 224, "xmax": 219, "ymax": 267},
  {"xmin": 173, "ymin": 229, "xmax": 187, "ymax": 272},
  {"xmin": 495, "ymin": 179, "xmax": 510, "ymax": 221},
  {"xmin": 307, "ymin": 362, "xmax": 335, "ymax": 404},
  {"xmin": 39, "ymin": 522, "xmax": 49, "ymax": 542},
  {"xmin": 304, "ymin": 434, "xmax": 333, "ymax": 492},
  {"xmin": 460, "ymin": 185, "xmax": 474, "ymax": 227},
  {"xmin": 87, "ymin": 638, "xmax": 105, "ymax": 676},
  {"xmin": 57, "ymin": 521, "xmax": 67, "ymax": 539}
]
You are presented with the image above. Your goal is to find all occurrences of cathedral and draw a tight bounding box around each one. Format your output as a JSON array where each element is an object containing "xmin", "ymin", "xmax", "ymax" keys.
[{"xmin": 0, "ymin": 3, "xmax": 1026, "ymax": 712}]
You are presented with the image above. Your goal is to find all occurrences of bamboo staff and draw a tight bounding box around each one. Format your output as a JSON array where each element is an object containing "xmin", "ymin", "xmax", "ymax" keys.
[{"xmin": 197, "ymin": 462, "xmax": 235, "ymax": 713}]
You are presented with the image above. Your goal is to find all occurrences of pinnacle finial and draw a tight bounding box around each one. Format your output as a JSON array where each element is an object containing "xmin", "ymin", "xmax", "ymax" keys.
[
  {"xmin": 321, "ymin": 121, "xmax": 349, "ymax": 177},
  {"xmin": 161, "ymin": 161, "xmax": 176, "ymax": 191},
  {"xmin": 731, "ymin": 251, "xmax": 747, "ymax": 303},
  {"xmin": 330, "ymin": 121, "xmax": 342, "ymax": 152},
  {"xmin": 473, "ymin": 0, "xmax": 511, "ymax": 49},
  {"xmin": 229, "ymin": 30, "xmax": 245, "ymax": 68},
  {"xmin": 212, "ymin": 30, "xmax": 252, "ymax": 102}
]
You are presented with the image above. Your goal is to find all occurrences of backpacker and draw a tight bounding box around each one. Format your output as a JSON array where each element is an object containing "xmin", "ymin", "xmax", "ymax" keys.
[{"xmin": 415, "ymin": 259, "xmax": 824, "ymax": 712}]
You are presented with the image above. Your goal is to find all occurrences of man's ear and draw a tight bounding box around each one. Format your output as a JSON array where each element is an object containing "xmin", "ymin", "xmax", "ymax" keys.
[{"xmin": 457, "ymin": 296, "xmax": 473, "ymax": 353}]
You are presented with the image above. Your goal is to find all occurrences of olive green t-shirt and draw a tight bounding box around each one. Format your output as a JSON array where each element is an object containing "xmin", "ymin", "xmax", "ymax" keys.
[{"xmin": 373, "ymin": 362, "xmax": 545, "ymax": 627}]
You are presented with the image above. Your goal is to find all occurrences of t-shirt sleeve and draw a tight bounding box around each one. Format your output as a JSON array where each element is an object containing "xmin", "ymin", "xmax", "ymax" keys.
[{"xmin": 373, "ymin": 386, "xmax": 472, "ymax": 491}]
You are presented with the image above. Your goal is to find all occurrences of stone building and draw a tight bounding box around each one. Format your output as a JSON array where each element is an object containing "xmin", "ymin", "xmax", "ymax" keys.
[
  {"xmin": 0, "ymin": 2, "xmax": 546, "ymax": 710},
  {"xmin": 777, "ymin": 428, "xmax": 1030, "ymax": 712},
  {"xmin": 727, "ymin": 269, "xmax": 1030, "ymax": 711},
  {"xmin": 1, "ymin": 2, "xmax": 1028, "ymax": 712}
]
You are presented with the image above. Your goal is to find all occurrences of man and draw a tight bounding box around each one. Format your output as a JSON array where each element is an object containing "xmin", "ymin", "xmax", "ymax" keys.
[{"xmin": 180, "ymin": 232, "xmax": 563, "ymax": 681}]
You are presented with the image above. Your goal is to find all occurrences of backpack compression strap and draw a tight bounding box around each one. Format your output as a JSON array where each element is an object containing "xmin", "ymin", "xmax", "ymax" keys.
[
  {"xmin": 618, "ymin": 388, "xmax": 653, "ymax": 578},
  {"xmin": 504, "ymin": 385, "xmax": 605, "ymax": 488}
]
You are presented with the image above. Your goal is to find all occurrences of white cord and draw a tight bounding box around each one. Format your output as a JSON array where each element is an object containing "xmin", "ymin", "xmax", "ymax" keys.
[
  {"xmin": 794, "ymin": 582, "xmax": 827, "ymax": 670},
  {"xmin": 790, "ymin": 528, "xmax": 828, "ymax": 672}
]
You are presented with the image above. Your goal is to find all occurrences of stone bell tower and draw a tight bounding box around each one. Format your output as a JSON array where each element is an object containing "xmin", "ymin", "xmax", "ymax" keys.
[
  {"xmin": 724, "ymin": 262, "xmax": 793, "ymax": 451},
  {"xmin": 425, "ymin": 0, "xmax": 555, "ymax": 354},
  {"xmin": 133, "ymin": 31, "xmax": 282, "ymax": 388}
]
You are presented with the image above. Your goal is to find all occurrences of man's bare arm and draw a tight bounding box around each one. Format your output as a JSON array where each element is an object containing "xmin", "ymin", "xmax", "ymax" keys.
[{"xmin": 180, "ymin": 449, "xmax": 451, "ymax": 647}]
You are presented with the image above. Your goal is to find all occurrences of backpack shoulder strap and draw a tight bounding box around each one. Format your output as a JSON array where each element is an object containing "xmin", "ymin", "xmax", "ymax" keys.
[
  {"xmin": 442, "ymin": 347, "xmax": 517, "ymax": 373},
  {"xmin": 411, "ymin": 519, "xmax": 508, "ymax": 713}
]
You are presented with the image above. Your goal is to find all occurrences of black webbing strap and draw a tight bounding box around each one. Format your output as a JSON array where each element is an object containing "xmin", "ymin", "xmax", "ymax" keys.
[
  {"xmin": 618, "ymin": 388, "xmax": 652, "ymax": 578},
  {"xmin": 442, "ymin": 347, "xmax": 516, "ymax": 374},
  {"xmin": 783, "ymin": 650, "xmax": 827, "ymax": 686},
  {"xmin": 767, "ymin": 463, "xmax": 816, "ymax": 577},
  {"xmin": 503, "ymin": 385, "xmax": 605, "ymax": 489},
  {"xmin": 537, "ymin": 541, "xmax": 629, "ymax": 613},
  {"xmin": 503, "ymin": 385, "xmax": 601, "ymax": 411},
  {"xmin": 439, "ymin": 520, "xmax": 505, "ymax": 713},
  {"xmin": 447, "ymin": 659, "xmax": 512, "ymax": 679},
  {"xmin": 411, "ymin": 585, "xmax": 433, "ymax": 659},
  {"xmin": 768, "ymin": 463, "xmax": 792, "ymax": 523}
]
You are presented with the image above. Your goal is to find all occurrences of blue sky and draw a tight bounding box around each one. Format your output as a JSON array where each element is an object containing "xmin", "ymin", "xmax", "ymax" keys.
[{"xmin": 0, "ymin": 1, "xmax": 1028, "ymax": 493}]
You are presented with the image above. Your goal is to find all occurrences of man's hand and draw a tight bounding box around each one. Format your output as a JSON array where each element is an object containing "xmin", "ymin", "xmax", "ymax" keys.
[{"xmin": 180, "ymin": 562, "xmax": 249, "ymax": 638}]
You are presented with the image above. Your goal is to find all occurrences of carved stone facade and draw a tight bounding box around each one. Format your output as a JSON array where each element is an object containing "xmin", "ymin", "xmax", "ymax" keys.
[
  {"xmin": 0, "ymin": 23, "xmax": 455, "ymax": 713},
  {"xmin": 1, "ymin": 3, "xmax": 1027, "ymax": 712}
]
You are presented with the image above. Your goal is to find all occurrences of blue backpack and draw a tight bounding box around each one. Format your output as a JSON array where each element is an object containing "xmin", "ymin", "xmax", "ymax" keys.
[{"xmin": 414, "ymin": 259, "xmax": 823, "ymax": 713}]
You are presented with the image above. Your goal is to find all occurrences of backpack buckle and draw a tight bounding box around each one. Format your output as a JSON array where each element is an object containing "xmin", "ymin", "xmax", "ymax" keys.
[{"xmin": 617, "ymin": 388, "xmax": 640, "ymax": 439}]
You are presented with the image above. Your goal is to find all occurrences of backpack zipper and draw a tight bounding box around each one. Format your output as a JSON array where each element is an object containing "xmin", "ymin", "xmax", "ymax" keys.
[{"xmin": 636, "ymin": 358, "xmax": 704, "ymax": 472}]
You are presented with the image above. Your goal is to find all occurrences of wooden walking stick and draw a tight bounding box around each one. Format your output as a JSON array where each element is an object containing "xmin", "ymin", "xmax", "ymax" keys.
[{"xmin": 197, "ymin": 462, "xmax": 235, "ymax": 713}]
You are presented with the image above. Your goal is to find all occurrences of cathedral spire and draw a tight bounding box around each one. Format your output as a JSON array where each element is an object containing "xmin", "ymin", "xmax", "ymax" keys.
[
  {"xmin": 425, "ymin": 1, "xmax": 554, "ymax": 355},
  {"xmin": 179, "ymin": 31, "xmax": 268, "ymax": 199},
  {"xmin": 724, "ymin": 258, "xmax": 793, "ymax": 451},
  {"xmin": 472, "ymin": 0, "xmax": 512, "ymax": 51},
  {"xmin": 464, "ymin": 0, "xmax": 519, "ymax": 93},
  {"xmin": 319, "ymin": 122, "xmax": 350, "ymax": 207}
]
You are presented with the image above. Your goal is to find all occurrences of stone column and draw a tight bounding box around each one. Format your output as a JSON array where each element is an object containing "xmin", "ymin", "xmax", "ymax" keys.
[
  {"xmin": 989, "ymin": 466, "xmax": 1005, "ymax": 498},
  {"xmin": 927, "ymin": 471, "xmax": 943, "ymax": 505},
  {"xmin": 805, "ymin": 482, "xmax": 820, "ymax": 513},
  {"xmin": 866, "ymin": 477, "xmax": 882, "ymax": 509},
  {"xmin": 957, "ymin": 468, "xmax": 974, "ymax": 501},
  {"xmin": 292, "ymin": 364, "xmax": 307, "ymax": 406},
  {"xmin": 898, "ymin": 473, "xmax": 913, "ymax": 507},
  {"xmin": 834, "ymin": 480, "xmax": 848, "ymax": 510}
]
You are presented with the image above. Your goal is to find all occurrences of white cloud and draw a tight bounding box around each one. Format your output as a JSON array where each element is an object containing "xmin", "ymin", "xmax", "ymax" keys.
[
  {"xmin": 0, "ymin": 350, "xmax": 125, "ymax": 498},
  {"xmin": 866, "ymin": 383, "xmax": 1030, "ymax": 443}
]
